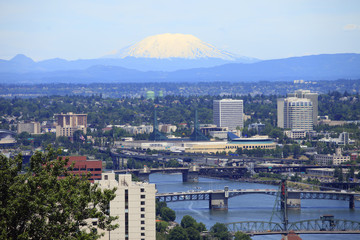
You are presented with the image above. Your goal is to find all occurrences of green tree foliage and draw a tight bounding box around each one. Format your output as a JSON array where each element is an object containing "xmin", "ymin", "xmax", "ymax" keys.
[
  {"xmin": 210, "ymin": 223, "xmax": 231, "ymax": 240},
  {"xmin": 156, "ymin": 200, "xmax": 168, "ymax": 216},
  {"xmin": 181, "ymin": 215, "xmax": 198, "ymax": 229},
  {"xmin": 181, "ymin": 215, "xmax": 202, "ymax": 240},
  {"xmin": 156, "ymin": 221, "xmax": 169, "ymax": 233},
  {"xmin": 234, "ymin": 231, "xmax": 252, "ymax": 240},
  {"xmin": 160, "ymin": 207, "xmax": 176, "ymax": 222},
  {"xmin": 0, "ymin": 147, "xmax": 118, "ymax": 239},
  {"xmin": 185, "ymin": 227, "xmax": 201, "ymax": 240},
  {"xmin": 168, "ymin": 226, "xmax": 189, "ymax": 240}
]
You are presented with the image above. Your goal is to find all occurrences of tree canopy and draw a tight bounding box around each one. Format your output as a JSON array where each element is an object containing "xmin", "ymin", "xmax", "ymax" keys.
[{"xmin": 0, "ymin": 147, "xmax": 118, "ymax": 239}]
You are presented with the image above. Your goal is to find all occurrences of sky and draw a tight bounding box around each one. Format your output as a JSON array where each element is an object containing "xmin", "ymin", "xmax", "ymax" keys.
[{"xmin": 1, "ymin": 0, "xmax": 360, "ymax": 61}]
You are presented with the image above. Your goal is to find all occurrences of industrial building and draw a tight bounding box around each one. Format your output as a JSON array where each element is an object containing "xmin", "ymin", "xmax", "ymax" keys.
[{"xmin": 314, "ymin": 148, "xmax": 350, "ymax": 165}]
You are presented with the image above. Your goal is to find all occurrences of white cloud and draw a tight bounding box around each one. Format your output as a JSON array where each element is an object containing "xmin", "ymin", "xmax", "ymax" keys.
[{"xmin": 343, "ymin": 24, "xmax": 359, "ymax": 31}]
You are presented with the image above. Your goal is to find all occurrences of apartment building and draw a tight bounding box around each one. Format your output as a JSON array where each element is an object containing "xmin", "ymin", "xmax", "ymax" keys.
[
  {"xmin": 96, "ymin": 173, "xmax": 156, "ymax": 240},
  {"xmin": 55, "ymin": 112, "xmax": 87, "ymax": 137}
]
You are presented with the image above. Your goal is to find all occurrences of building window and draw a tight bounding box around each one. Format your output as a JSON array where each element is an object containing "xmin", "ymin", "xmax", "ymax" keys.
[
  {"xmin": 141, "ymin": 188, "xmax": 145, "ymax": 192},
  {"xmin": 141, "ymin": 195, "xmax": 145, "ymax": 199},
  {"xmin": 141, "ymin": 201, "xmax": 145, "ymax": 205},
  {"xmin": 141, "ymin": 207, "xmax": 145, "ymax": 211},
  {"xmin": 141, "ymin": 214, "xmax": 145, "ymax": 218},
  {"xmin": 104, "ymin": 175, "xmax": 108, "ymax": 180},
  {"xmin": 141, "ymin": 227, "xmax": 145, "ymax": 230},
  {"xmin": 141, "ymin": 233, "xmax": 145, "ymax": 236},
  {"xmin": 141, "ymin": 220, "xmax": 145, "ymax": 224}
]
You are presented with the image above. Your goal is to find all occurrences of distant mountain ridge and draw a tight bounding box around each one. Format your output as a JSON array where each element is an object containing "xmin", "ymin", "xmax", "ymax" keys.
[
  {"xmin": 0, "ymin": 53, "xmax": 359, "ymax": 84},
  {"xmin": 0, "ymin": 33, "xmax": 259, "ymax": 72}
]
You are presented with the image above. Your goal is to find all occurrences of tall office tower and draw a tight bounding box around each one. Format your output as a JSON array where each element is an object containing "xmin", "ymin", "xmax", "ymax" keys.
[
  {"xmin": 213, "ymin": 99, "xmax": 243, "ymax": 131},
  {"xmin": 96, "ymin": 173, "xmax": 156, "ymax": 240},
  {"xmin": 55, "ymin": 112, "xmax": 87, "ymax": 137},
  {"xmin": 288, "ymin": 90, "xmax": 318, "ymax": 125},
  {"xmin": 277, "ymin": 97, "xmax": 313, "ymax": 131}
]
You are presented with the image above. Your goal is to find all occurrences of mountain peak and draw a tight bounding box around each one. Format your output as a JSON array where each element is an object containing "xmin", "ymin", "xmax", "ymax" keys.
[
  {"xmin": 10, "ymin": 54, "xmax": 35, "ymax": 64},
  {"xmin": 108, "ymin": 33, "xmax": 238, "ymax": 60}
]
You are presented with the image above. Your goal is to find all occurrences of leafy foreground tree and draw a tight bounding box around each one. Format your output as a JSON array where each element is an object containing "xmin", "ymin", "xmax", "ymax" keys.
[
  {"xmin": 168, "ymin": 226, "xmax": 189, "ymax": 240},
  {"xmin": 210, "ymin": 223, "xmax": 232, "ymax": 240},
  {"xmin": 0, "ymin": 148, "xmax": 118, "ymax": 240},
  {"xmin": 160, "ymin": 206, "xmax": 176, "ymax": 222}
]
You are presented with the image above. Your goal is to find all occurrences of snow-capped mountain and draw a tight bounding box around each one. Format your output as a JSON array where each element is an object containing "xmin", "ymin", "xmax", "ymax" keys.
[{"xmin": 107, "ymin": 33, "xmax": 250, "ymax": 61}]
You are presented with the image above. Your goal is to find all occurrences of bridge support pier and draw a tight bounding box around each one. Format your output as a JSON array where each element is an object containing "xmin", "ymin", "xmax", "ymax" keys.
[
  {"xmin": 349, "ymin": 195, "xmax": 355, "ymax": 209},
  {"xmin": 209, "ymin": 187, "xmax": 229, "ymax": 211},
  {"xmin": 137, "ymin": 173, "xmax": 150, "ymax": 182},
  {"xmin": 137, "ymin": 166, "xmax": 150, "ymax": 182},
  {"xmin": 182, "ymin": 166, "xmax": 199, "ymax": 183},
  {"xmin": 287, "ymin": 192, "xmax": 301, "ymax": 209}
]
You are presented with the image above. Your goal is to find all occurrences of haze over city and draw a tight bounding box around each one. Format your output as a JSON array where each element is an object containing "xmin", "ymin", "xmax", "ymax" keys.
[{"xmin": 1, "ymin": 0, "xmax": 360, "ymax": 61}]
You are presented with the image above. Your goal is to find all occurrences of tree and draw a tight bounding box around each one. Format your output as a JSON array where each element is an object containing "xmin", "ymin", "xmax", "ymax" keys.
[
  {"xmin": 160, "ymin": 207, "xmax": 176, "ymax": 222},
  {"xmin": 234, "ymin": 231, "xmax": 252, "ymax": 240},
  {"xmin": 168, "ymin": 226, "xmax": 189, "ymax": 240},
  {"xmin": 210, "ymin": 223, "xmax": 231, "ymax": 240},
  {"xmin": 156, "ymin": 221, "xmax": 169, "ymax": 233},
  {"xmin": 181, "ymin": 215, "xmax": 197, "ymax": 229},
  {"xmin": 0, "ymin": 147, "xmax": 118, "ymax": 239},
  {"xmin": 185, "ymin": 227, "xmax": 200, "ymax": 240},
  {"xmin": 156, "ymin": 200, "xmax": 167, "ymax": 216},
  {"xmin": 196, "ymin": 222, "xmax": 207, "ymax": 232}
]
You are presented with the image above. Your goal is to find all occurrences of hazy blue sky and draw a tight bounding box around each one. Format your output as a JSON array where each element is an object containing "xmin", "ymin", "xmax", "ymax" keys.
[{"xmin": 1, "ymin": 0, "xmax": 360, "ymax": 60}]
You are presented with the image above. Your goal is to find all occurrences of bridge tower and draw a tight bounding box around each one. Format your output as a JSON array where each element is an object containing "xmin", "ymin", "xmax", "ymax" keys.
[
  {"xmin": 270, "ymin": 178, "xmax": 289, "ymax": 233},
  {"xmin": 190, "ymin": 109, "xmax": 209, "ymax": 141},
  {"xmin": 149, "ymin": 109, "xmax": 168, "ymax": 141}
]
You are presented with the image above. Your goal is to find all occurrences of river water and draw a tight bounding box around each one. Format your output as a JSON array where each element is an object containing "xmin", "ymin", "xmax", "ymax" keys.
[{"xmin": 150, "ymin": 173, "xmax": 360, "ymax": 240}]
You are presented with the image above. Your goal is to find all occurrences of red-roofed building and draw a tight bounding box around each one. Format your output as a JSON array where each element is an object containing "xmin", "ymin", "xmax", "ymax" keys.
[{"xmin": 59, "ymin": 156, "xmax": 102, "ymax": 183}]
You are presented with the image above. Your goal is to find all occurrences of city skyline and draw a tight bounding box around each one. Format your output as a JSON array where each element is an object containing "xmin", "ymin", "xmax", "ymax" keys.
[{"xmin": 1, "ymin": 0, "xmax": 360, "ymax": 61}]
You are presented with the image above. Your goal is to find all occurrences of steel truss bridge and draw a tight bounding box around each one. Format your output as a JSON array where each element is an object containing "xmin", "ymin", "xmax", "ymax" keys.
[
  {"xmin": 225, "ymin": 219, "xmax": 360, "ymax": 235},
  {"xmin": 156, "ymin": 189, "xmax": 357, "ymax": 206}
]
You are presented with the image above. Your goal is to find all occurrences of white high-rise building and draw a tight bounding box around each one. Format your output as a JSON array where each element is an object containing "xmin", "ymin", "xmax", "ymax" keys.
[
  {"xmin": 213, "ymin": 99, "xmax": 243, "ymax": 131},
  {"xmin": 277, "ymin": 97, "xmax": 313, "ymax": 131},
  {"xmin": 96, "ymin": 173, "xmax": 156, "ymax": 240},
  {"xmin": 287, "ymin": 90, "xmax": 318, "ymax": 125}
]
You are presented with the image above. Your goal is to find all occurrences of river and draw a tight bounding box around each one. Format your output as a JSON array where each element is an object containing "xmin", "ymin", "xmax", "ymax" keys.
[{"xmin": 149, "ymin": 173, "xmax": 360, "ymax": 240}]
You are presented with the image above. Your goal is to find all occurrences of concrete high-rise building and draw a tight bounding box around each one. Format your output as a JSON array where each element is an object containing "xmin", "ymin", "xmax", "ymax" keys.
[
  {"xmin": 55, "ymin": 112, "xmax": 87, "ymax": 137},
  {"xmin": 277, "ymin": 97, "xmax": 313, "ymax": 131},
  {"xmin": 96, "ymin": 173, "xmax": 156, "ymax": 240},
  {"xmin": 213, "ymin": 99, "xmax": 243, "ymax": 131},
  {"xmin": 17, "ymin": 122, "xmax": 41, "ymax": 134},
  {"xmin": 287, "ymin": 90, "xmax": 318, "ymax": 125}
]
